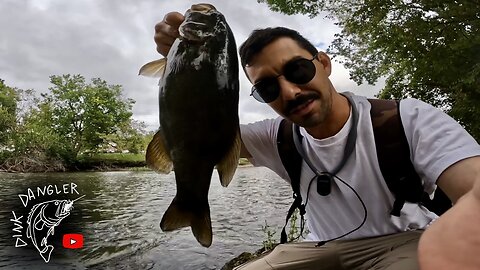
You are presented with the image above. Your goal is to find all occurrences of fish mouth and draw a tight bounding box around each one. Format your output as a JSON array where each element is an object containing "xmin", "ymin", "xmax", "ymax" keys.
[
  {"xmin": 56, "ymin": 201, "xmax": 72, "ymax": 217},
  {"xmin": 179, "ymin": 21, "xmax": 210, "ymax": 42},
  {"xmin": 190, "ymin": 3, "xmax": 216, "ymax": 13},
  {"xmin": 179, "ymin": 4, "xmax": 218, "ymax": 43}
]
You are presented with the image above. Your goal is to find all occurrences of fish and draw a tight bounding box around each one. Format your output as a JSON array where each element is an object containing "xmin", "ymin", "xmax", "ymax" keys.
[
  {"xmin": 139, "ymin": 3, "xmax": 241, "ymax": 247},
  {"xmin": 26, "ymin": 195, "xmax": 84, "ymax": 262}
]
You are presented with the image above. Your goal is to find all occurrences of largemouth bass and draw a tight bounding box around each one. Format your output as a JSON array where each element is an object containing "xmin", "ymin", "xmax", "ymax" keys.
[{"xmin": 139, "ymin": 3, "xmax": 241, "ymax": 247}]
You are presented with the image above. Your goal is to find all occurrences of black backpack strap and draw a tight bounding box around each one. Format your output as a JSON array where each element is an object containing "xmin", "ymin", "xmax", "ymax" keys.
[
  {"xmin": 369, "ymin": 99, "xmax": 423, "ymax": 216},
  {"xmin": 277, "ymin": 119, "xmax": 305, "ymax": 243},
  {"xmin": 368, "ymin": 98, "xmax": 451, "ymax": 216}
]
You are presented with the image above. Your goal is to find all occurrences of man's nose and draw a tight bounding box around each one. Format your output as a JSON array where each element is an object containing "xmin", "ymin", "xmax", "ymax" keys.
[{"xmin": 278, "ymin": 77, "xmax": 301, "ymax": 101}]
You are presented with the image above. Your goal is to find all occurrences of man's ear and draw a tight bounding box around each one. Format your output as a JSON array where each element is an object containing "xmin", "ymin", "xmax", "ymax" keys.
[{"xmin": 317, "ymin": 52, "xmax": 332, "ymax": 76}]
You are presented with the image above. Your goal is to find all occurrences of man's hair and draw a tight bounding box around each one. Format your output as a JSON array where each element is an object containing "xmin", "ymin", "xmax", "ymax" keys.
[{"xmin": 239, "ymin": 27, "xmax": 318, "ymax": 69}]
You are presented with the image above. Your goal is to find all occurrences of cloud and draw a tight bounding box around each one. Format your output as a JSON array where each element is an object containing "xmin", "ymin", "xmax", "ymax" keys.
[{"xmin": 0, "ymin": 0, "xmax": 384, "ymax": 130}]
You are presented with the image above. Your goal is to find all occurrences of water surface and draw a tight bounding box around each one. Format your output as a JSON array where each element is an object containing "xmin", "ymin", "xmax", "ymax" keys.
[{"xmin": 0, "ymin": 167, "xmax": 292, "ymax": 269}]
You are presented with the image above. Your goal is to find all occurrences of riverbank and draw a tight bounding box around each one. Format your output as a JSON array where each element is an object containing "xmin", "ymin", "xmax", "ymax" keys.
[
  {"xmin": 73, "ymin": 153, "xmax": 146, "ymax": 171},
  {"xmin": 0, "ymin": 153, "xmax": 252, "ymax": 173},
  {"xmin": 221, "ymin": 246, "xmax": 276, "ymax": 270}
]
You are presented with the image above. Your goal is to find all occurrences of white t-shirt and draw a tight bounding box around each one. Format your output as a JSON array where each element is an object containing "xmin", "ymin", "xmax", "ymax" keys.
[{"xmin": 241, "ymin": 94, "xmax": 480, "ymax": 241}]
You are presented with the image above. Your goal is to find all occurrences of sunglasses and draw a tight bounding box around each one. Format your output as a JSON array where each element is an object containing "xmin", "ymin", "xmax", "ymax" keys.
[{"xmin": 250, "ymin": 53, "xmax": 319, "ymax": 103}]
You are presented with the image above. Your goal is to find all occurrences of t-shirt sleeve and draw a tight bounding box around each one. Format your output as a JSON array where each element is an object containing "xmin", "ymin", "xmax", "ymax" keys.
[
  {"xmin": 240, "ymin": 117, "xmax": 290, "ymax": 181},
  {"xmin": 400, "ymin": 98, "xmax": 480, "ymax": 194}
]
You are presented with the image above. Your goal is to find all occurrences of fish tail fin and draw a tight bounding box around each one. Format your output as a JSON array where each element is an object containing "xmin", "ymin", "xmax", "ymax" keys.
[
  {"xmin": 160, "ymin": 199, "xmax": 212, "ymax": 247},
  {"xmin": 217, "ymin": 128, "xmax": 241, "ymax": 187},
  {"xmin": 40, "ymin": 245, "xmax": 54, "ymax": 263}
]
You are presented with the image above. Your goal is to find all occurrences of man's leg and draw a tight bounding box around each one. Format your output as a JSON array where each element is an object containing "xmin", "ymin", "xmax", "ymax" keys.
[
  {"xmin": 233, "ymin": 242, "xmax": 344, "ymax": 270},
  {"xmin": 234, "ymin": 230, "xmax": 422, "ymax": 270},
  {"xmin": 338, "ymin": 230, "xmax": 422, "ymax": 270}
]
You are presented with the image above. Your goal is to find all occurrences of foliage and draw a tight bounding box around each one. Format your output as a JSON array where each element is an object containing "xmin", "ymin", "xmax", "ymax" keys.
[
  {"xmin": 259, "ymin": 0, "xmax": 480, "ymax": 140},
  {"xmin": 0, "ymin": 79, "xmax": 19, "ymax": 146},
  {"xmin": 258, "ymin": 0, "xmax": 325, "ymax": 17},
  {"xmin": 0, "ymin": 76, "xmax": 149, "ymax": 172},
  {"xmin": 261, "ymin": 220, "xmax": 277, "ymax": 250},
  {"xmin": 82, "ymin": 152, "xmax": 145, "ymax": 162},
  {"xmin": 75, "ymin": 152, "xmax": 146, "ymax": 171},
  {"xmin": 101, "ymin": 119, "xmax": 148, "ymax": 154},
  {"xmin": 41, "ymin": 74, "xmax": 135, "ymax": 156},
  {"xmin": 3, "ymin": 100, "xmax": 73, "ymax": 171},
  {"xmin": 261, "ymin": 209, "xmax": 306, "ymax": 251}
]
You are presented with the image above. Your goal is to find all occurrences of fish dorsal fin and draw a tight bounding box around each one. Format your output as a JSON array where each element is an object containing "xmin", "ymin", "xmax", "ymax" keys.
[
  {"xmin": 138, "ymin": 58, "xmax": 167, "ymax": 78},
  {"xmin": 146, "ymin": 129, "xmax": 173, "ymax": 173},
  {"xmin": 216, "ymin": 128, "xmax": 241, "ymax": 187}
]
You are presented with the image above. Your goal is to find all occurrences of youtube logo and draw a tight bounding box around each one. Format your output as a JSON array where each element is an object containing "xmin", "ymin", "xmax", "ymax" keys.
[{"xmin": 62, "ymin": 234, "xmax": 84, "ymax": 249}]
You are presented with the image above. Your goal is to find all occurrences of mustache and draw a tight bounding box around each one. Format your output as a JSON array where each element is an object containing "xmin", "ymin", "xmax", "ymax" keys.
[{"xmin": 284, "ymin": 92, "xmax": 320, "ymax": 115}]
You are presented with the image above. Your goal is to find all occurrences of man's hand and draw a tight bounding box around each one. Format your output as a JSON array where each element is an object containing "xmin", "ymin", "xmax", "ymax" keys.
[
  {"xmin": 419, "ymin": 180, "xmax": 480, "ymax": 269},
  {"xmin": 154, "ymin": 12, "xmax": 184, "ymax": 57}
]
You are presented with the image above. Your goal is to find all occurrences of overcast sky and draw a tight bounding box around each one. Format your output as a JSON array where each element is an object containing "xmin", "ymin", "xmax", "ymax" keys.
[{"xmin": 1, "ymin": 0, "xmax": 384, "ymax": 130}]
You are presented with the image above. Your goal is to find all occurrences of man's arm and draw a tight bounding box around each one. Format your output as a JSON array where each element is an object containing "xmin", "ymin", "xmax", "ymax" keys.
[
  {"xmin": 419, "ymin": 156, "xmax": 480, "ymax": 270},
  {"xmin": 436, "ymin": 156, "xmax": 480, "ymax": 203},
  {"xmin": 240, "ymin": 140, "xmax": 252, "ymax": 159}
]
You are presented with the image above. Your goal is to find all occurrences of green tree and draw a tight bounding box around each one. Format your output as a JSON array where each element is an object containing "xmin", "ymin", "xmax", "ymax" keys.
[
  {"xmin": 12, "ymin": 102, "xmax": 69, "ymax": 171},
  {"xmin": 101, "ymin": 119, "xmax": 147, "ymax": 154},
  {"xmin": 0, "ymin": 79, "xmax": 19, "ymax": 146},
  {"xmin": 259, "ymin": 0, "xmax": 480, "ymax": 140},
  {"xmin": 41, "ymin": 74, "xmax": 135, "ymax": 156}
]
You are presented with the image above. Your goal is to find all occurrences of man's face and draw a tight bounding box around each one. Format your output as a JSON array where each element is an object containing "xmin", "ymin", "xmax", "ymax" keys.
[{"xmin": 245, "ymin": 37, "xmax": 334, "ymax": 128}]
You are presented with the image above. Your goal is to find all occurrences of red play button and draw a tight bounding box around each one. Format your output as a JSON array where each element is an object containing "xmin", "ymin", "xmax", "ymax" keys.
[{"xmin": 63, "ymin": 234, "xmax": 84, "ymax": 249}]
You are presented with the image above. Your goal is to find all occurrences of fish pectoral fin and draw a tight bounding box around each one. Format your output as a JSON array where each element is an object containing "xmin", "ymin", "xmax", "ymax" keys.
[
  {"xmin": 217, "ymin": 129, "xmax": 241, "ymax": 187},
  {"xmin": 138, "ymin": 58, "xmax": 167, "ymax": 78},
  {"xmin": 146, "ymin": 129, "xmax": 173, "ymax": 173},
  {"xmin": 160, "ymin": 199, "xmax": 213, "ymax": 247}
]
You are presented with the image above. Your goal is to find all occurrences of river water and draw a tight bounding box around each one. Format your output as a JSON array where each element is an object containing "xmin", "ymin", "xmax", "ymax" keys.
[{"xmin": 0, "ymin": 167, "xmax": 293, "ymax": 269}]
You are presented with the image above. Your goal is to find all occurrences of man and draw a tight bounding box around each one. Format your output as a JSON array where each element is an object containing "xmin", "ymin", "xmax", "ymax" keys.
[{"xmin": 154, "ymin": 11, "xmax": 480, "ymax": 270}]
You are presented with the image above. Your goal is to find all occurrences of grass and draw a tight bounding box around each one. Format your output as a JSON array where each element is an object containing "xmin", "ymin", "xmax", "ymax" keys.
[
  {"xmin": 74, "ymin": 153, "xmax": 251, "ymax": 172},
  {"xmin": 84, "ymin": 152, "xmax": 145, "ymax": 162},
  {"xmin": 74, "ymin": 152, "xmax": 146, "ymax": 171}
]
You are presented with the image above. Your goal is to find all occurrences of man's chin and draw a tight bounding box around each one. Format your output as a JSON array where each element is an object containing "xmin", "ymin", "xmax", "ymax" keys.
[{"xmin": 286, "ymin": 114, "xmax": 320, "ymax": 128}]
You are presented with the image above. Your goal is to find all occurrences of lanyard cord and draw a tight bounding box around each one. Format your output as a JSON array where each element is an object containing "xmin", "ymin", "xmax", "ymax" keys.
[
  {"xmin": 289, "ymin": 93, "xmax": 367, "ymax": 245},
  {"xmin": 304, "ymin": 174, "xmax": 368, "ymax": 246},
  {"xmin": 288, "ymin": 173, "xmax": 368, "ymax": 244}
]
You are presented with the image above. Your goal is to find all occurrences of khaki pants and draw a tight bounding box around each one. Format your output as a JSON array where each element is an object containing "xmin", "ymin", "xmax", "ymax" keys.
[{"xmin": 234, "ymin": 230, "xmax": 422, "ymax": 270}]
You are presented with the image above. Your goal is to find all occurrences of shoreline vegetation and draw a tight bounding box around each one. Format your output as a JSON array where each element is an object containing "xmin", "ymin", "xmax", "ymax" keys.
[{"xmin": 0, "ymin": 153, "xmax": 252, "ymax": 173}]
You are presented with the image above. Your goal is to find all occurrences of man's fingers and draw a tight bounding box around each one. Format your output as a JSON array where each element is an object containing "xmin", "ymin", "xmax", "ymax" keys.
[
  {"xmin": 156, "ymin": 43, "xmax": 174, "ymax": 57},
  {"xmin": 154, "ymin": 12, "xmax": 185, "ymax": 57},
  {"xmin": 164, "ymin": 12, "xmax": 184, "ymax": 28}
]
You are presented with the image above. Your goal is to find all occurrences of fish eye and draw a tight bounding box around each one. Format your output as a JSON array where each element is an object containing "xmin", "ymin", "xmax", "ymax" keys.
[{"xmin": 55, "ymin": 202, "xmax": 58, "ymax": 205}]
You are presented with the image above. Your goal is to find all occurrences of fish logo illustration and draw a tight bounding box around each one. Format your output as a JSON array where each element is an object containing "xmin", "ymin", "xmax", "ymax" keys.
[{"xmin": 26, "ymin": 195, "xmax": 84, "ymax": 263}]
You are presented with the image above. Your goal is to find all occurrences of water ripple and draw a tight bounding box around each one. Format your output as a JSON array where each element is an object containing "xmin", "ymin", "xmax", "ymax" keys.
[{"xmin": 0, "ymin": 167, "xmax": 291, "ymax": 269}]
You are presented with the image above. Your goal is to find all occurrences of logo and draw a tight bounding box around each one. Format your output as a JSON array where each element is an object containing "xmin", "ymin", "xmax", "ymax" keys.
[
  {"xmin": 9, "ymin": 183, "xmax": 84, "ymax": 263},
  {"xmin": 63, "ymin": 233, "xmax": 84, "ymax": 249}
]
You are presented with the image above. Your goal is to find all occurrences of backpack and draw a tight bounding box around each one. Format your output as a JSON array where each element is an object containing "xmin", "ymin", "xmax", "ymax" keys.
[{"xmin": 276, "ymin": 98, "xmax": 452, "ymax": 244}]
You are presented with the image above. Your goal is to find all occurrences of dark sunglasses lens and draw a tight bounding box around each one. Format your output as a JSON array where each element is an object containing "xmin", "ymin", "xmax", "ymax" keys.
[
  {"xmin": 284, "ymin": 58, "xmax": 316, "ymax": 84},
  {"xmin": 252, "ymin": 79, "xmax": 280, "ymax": 103}
]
